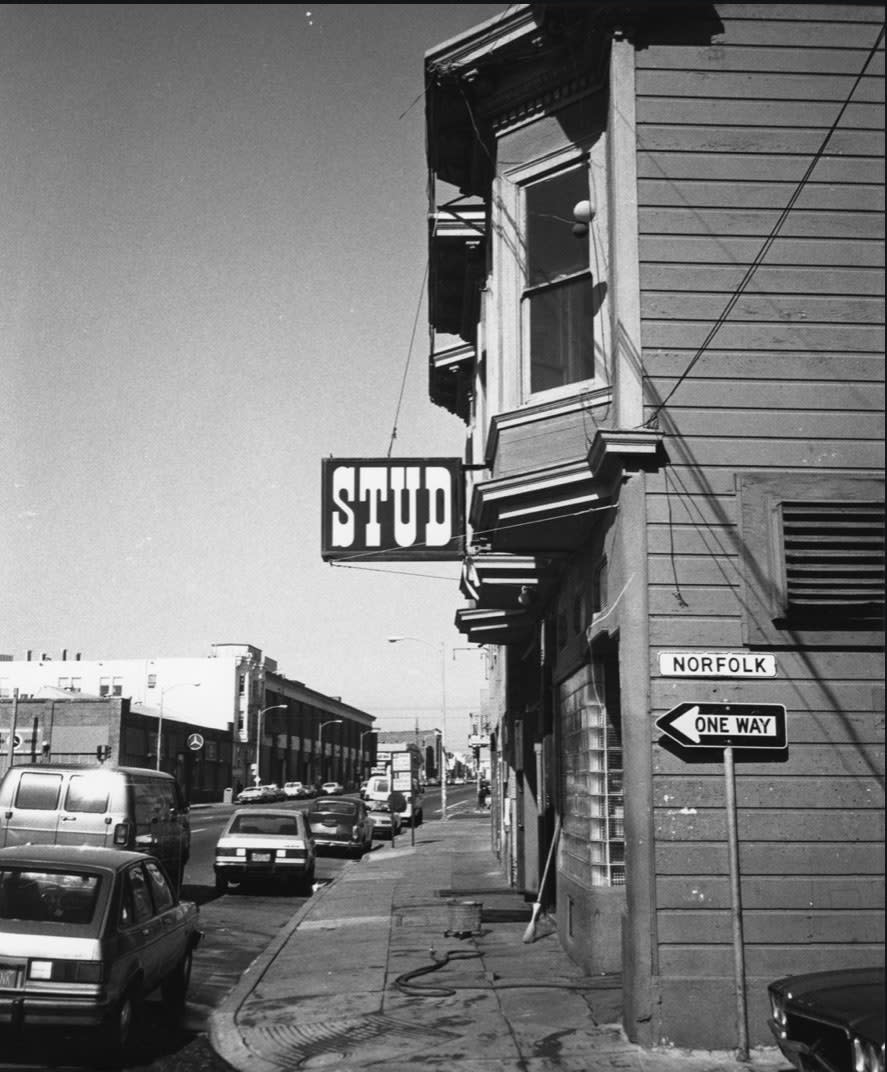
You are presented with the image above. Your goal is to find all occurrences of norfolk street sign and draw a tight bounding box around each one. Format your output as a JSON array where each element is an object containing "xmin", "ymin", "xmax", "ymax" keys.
[{"xmin": 656, "ymin": 702, "xmax": 787, "ymax": 750}]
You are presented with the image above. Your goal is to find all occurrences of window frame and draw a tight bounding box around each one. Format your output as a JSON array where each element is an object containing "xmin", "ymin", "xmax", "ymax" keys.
[{"xmin": 511, "ymin": 142, "xmax": 609, "ymax": 405}]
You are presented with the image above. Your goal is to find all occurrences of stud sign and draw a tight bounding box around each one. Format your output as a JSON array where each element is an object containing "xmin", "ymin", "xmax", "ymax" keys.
[
  {"xmin": 656, "ymin": 702, "xmax": 787, "ymax": 750},
  {"xmin": 659, "ymin": 652, "xmax": 776, "ymax": 678},
  {"xmin": 321, "ymin": 458, "xmax": 463, "ymax": 561}
]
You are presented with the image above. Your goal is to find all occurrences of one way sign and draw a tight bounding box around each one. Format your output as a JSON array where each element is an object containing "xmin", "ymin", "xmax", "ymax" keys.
[{"xmin": 656, "ymin": 702, "xmax": 787, "ymax": 750}]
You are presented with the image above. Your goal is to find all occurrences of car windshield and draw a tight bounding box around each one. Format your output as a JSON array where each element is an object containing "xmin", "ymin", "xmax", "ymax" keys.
[
  {"xmin": 0, "ymin": 867, "xmax": 102, "ymax": 925},
  {"xmin": 310, "ymin": 801, "xmax": 356, "ymax": 815},
  {"xmin": 228, "ymin": 815, "xmax": 303, "ymax": 836}
]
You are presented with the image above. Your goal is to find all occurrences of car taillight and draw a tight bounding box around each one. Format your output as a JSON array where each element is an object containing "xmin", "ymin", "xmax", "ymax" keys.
[
  {"xmin": 215, "ymin": 845, "xmax": 246, "ymax": 857},
  {"xmin": 29, "ymin": 960, "xmax": 104, "ymax": 983},
  {"xmin": 113, "ymin": 821, "xmax": 132, "ymax": 846}
]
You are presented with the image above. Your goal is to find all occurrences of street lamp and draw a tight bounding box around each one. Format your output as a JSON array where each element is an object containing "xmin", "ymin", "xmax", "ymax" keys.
[
  {"xmin": 255, "ymin": 705, "xmax": 287, "ymax": 785},
  {"xmin": 156, "ymin": 683, "xmax": 201, "ymax": 771},
  {"xmin": 359, "ymin": 729, "xmax": 377, "ymax": 779},
  {"xmin": 387, "ymin": 636, "xmax": 448, "ymax": 822},
  {"xmin": 318, "ymin": 719, "xmax": 343, "ymax": 784}
]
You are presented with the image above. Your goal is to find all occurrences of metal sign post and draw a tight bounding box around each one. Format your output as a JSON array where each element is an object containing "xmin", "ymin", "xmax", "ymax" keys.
[
  {"xmin": 724, "ymin": 744, "xmax": 748, "ymax": 1061},
  {"xmin": 656, "ymin": 700, "xmax": 788, "ymax": 1059}
]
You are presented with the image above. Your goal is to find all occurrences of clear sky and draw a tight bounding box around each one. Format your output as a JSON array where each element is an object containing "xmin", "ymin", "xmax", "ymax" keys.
[{"xmin": 0, "ymin": 4, "xmax": 506, "ymax": 750}]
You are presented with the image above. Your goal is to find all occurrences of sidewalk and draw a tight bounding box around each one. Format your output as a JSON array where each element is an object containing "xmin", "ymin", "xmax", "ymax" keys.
[{"xmin": 208, "ymin": 811, "xmax": 787, "ymax": 1072}]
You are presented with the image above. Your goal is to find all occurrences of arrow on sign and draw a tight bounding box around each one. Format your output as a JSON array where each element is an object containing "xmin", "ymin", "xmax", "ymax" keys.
[{"xmin": 656, "ymin": 702, "xmax": 787, "ymax": 750}]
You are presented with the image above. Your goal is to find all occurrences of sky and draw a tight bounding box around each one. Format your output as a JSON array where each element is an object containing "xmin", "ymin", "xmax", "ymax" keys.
[{"xmin": 0, "ymin": 3, "xmax": 507, "ymax": 750}]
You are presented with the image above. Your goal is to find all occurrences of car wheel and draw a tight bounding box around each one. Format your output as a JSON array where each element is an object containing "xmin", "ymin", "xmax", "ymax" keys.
[
  {"xmin": 297, "ymin": 869, "xmax": 315, "ymax": 896},
  {"xmin": 162, "ymin": 949, "xmax": 193, "ymax": 1018},
  {"xmin": 104, "ymin": 988, "xmax": 138, "ymax": 1061}
]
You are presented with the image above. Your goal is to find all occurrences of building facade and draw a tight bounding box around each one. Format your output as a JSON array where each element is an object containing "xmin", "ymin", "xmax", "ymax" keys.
[
  {"xmin": 423, "ymin": 3, "xmax": 884, "ymax": 1050},
  {"xmin": 0, "ymin": 642, "xmax": 375, "ymax": 801}
]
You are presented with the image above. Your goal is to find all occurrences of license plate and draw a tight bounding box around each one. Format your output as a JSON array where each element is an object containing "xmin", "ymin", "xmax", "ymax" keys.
[
  {"xmin": 0, "ymin": 965, "xmax": 21, "ymax": 989},
  {"xmin": 250, "ymin": 852, "xmax": 272, "ymax": 863}
]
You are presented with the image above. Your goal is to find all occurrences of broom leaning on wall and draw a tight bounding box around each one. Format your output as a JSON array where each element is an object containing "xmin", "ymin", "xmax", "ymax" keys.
[{"xmin": 523, "ymin": 815, "xmax": 562, "ymax": 943}]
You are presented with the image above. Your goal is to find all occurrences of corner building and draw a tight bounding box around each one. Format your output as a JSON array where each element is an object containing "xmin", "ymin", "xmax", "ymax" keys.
[{"xmin": 422, "ymin": 4, "xmax": 884, "ymax": 1050}]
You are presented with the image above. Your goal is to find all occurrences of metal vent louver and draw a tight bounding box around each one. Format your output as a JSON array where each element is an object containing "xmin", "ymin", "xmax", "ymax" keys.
[{"xmin": 781, "ymin": 500, "xmax": 885, "ymax": 618}]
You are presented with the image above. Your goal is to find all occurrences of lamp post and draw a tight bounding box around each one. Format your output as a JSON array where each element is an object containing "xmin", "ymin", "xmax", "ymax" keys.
[
  {"xmin": 318, "ymin": 719, "xmax": 343, "ymax": 784},
  {"xmin": 255, "ymin": 705, "xmax": 287, "ymax": 785},
  {"xmin": 156, "ymin": 683, "xmax": 201, "ymax": 771},
  {"xmin": 359, "ymin": 729, "xmax": 377, "ymax": 781},
  {"xmin": 387, "ymin": 636, "xmax": 448, "ymax": 822}
]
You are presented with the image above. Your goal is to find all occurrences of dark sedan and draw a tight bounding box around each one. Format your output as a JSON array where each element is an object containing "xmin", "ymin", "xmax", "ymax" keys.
[
  {"xmin": 768, "ymin": 965, "xmax": 885, "ymax": 1072},
  {"xmin": 0, "ymin": 844, "xmax": 201, "ymax": 1059},
  {"xmin": 306, "ymin": 798, "xmax": 373, "ymax": 857}
]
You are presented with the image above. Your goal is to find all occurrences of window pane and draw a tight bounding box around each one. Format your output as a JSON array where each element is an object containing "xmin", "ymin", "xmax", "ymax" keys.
[
  {"xmin": 529, "ymin": 277, "xmax": 595, "ymax": 392},
  {"xmin": 128, "ymin": 865, "xmax": 154, "ymax": 923},
  {"xmin": 144, "ymin": 860, "xmax": 175, "ymax": 912},
  {"xmin": 526, "ymin": 167, "xmax": 588, "ymax": 284},
  {"xmin": 15, "ymin": 773, "xmax": 62, "ymax": 811},
  {"xmin": 66, "ymin": 776, "xmax": 110, "ymax": 814}
]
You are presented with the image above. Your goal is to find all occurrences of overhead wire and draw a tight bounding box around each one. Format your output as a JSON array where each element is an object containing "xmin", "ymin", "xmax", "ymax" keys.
[{"xmin": 644, "ymin": 22, "xmax": 886, "ymax": 428}]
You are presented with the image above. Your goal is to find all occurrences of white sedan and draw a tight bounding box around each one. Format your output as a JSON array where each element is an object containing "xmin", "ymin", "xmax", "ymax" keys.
[{"xmin": 320, "ymin": 782, "xmax": 344, "ymax": 796}]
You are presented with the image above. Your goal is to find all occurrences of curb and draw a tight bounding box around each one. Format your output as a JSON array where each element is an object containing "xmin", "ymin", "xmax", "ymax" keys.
[{"xmin": 206, "ymin": 859, "xmax": 358, "ymax": 1072}]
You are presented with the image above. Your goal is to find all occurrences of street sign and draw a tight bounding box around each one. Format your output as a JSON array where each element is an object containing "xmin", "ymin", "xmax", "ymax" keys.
[
  {"xmin": 392, "ymin": 771, "xmax": 412, "ymax": 792},
  {"xmin": 656, "ymin": 702, "xmax": 787, "ymax": 750},
  {"xmin": 186, "ymin": 733, "xmax": 204, "ymax": 751},
  {"xmin": 392, "ymin": 753, "xmax": 412, "ymax": 772},
  {"xmin": 659, "ymin": 652, "xmax": 776, "ymax": 678}
]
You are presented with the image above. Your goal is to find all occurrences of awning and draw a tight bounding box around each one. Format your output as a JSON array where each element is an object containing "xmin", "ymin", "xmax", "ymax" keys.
[
  {"xmin": 460, "ymin": 552, "xmax": 560, "ymax": 609},
  {"xmin": 455, "ymin": 606, "xmax": 534, "ymax": 646},
  {"xmin": 469, "ymin": 460, "xmax": 614, "ymax": 553}
]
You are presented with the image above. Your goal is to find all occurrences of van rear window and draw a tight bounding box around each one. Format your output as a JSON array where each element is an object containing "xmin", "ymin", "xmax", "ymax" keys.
[
  {"xmin": 65, "ymin": 776, "xmax": 110, "ymax": 814},
  {"xmin": 14, "ymin": 773, "xmax": 63, "ymax": 811}
]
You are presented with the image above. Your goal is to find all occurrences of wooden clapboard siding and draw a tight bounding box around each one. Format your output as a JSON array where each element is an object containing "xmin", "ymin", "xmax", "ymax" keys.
[
  {"xmin": 655, "ymin": 774, "xmax": 883, "ymax": 809},
  {"xmin": 658, "ymin": 874, "xmax": 886, "ymax": 909},
  {"xmin": 635, "ymin": 1, "xmax": 885, "ymax": 1019}
]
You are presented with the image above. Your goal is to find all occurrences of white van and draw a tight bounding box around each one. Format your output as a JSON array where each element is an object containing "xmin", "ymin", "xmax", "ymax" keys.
[
  {"xmin": 0, "ymin": 764, "xmax": 191, "ymax": 890},
  {"xmin": 364, "ymin": 773, "xmax": 424, "ymax": 827}
]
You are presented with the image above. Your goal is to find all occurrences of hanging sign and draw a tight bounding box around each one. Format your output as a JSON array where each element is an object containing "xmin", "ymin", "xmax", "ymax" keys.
[{"xmin": 321, "ymin": 458, "xmax": 464, "ymax": 561}]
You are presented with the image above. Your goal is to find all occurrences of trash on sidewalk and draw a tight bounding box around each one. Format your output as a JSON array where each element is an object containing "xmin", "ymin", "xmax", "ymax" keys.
[{"xmin": 444, "ymin": 898, "xmax": 482, "ymax": 937}]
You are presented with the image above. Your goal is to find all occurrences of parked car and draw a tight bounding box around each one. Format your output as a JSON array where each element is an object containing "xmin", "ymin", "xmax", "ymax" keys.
[
  {"xmin": 367, "ymin": 799, "xmax": 402, "ymax": 839},
  {"xmin": 235, "ymin": 784, "xmax": 280, "ymax": 804},
  {"xmin": 0, "ymin": 764, "xmax": 191, "ymax": 893},
  {"xmin": 235, "ymin": 786, "xmax": 261, "ymax": 804},
  {"xmin": 359, "ymin": 781, "xmax": 369, "ymax": 800},
  {"xmin": 767, "ymin": 966, "xmax": 885, "ymax": 1072},
  {"xmin": 213, "ymin": 809, "xmax": 316, "ymax": 894},
  {"xmin": 320, "ymin": 782, "xmax": 344, "ymax": 796},
  {"xmin": 0, "ymin": 844, "xmax": 201, "ymax": 1058},
  {"xmin": 306, "ymin": 799, "xmax": 373, "ymax": 857},
  {"xmin": 283, "ymin": 781, "xmax": 310, "ymax": 800}
]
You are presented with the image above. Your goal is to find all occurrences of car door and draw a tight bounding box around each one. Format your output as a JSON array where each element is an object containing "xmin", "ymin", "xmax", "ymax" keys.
[
  {"xmin": 57, "ymin": 772, "xmax": 115, "ymax": 846},
  {"xmin": 0, "ymin": 770, "xmax": 65, "ymax": 848},
  {"xmin": 118, "ymin": 861, "xmax": 165, "ymax": 991},
  {"xmin": 142, "ymin": 858, "xmax": 187, "ymax": 981}
]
